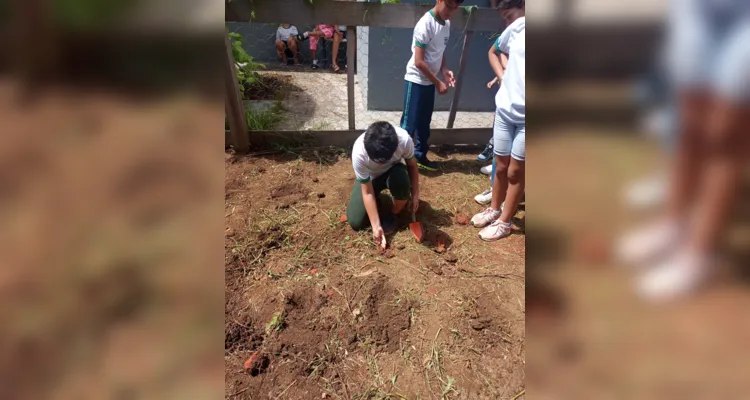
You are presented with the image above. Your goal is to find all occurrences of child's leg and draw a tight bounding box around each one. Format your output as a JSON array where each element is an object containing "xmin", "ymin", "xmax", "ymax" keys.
[
  {"xmin": 310, "ymin": 36, "xmax": 320, "ymax": 66},
  {"xmin": 287, "ymin": 37, "xmax": 300, "ymax": 64},
  {"xmin": 416, "ymin": 84, "xmax": 436, "ymax": 161},
  {"xmin": 275, "ymin": 40, "xmax": 287, "ymax": 62},
  {"xmin": 499, "ymin": 125, "xmax": 525, "ymax": 224},
  {"xmin": 491, "ymin": 113, "xmax": 514, "ymax": 211},
  {"xmin": 346, "ymin": 175, "xmax": 387, "ymax": 231},
  {"xmin": 385, "ymin": 164, "xmax": 411, "ymax": 214},
  {"xmin": 401, "ymin": 81, "xmax": 423, "ymax": 156},
  {"xmin": 331, "ymin": 31, "xmax": 342, "ymax": 71}
]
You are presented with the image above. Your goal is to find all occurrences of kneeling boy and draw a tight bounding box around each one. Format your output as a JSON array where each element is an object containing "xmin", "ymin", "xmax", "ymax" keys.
[{"xmin": 346, "ymin": 121, "xmax": 420, "ymax": 250}]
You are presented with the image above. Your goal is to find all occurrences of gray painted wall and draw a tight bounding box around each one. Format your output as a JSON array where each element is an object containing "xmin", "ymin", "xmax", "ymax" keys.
[{"xmin": 229, "ymin": 0, "xmax": 503, "ymax": 112}]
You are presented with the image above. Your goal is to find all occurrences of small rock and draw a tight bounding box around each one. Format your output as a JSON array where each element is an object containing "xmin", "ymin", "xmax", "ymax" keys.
[
  {"xmin": 317, "ymin": 192, "xmax": 326, "ymax": 199},
  {"xmin": 383, "ymin": 249, "xmax": 395, "ymax": 259},
  {"xmin": 312, "ymin": 177, "xmax": 319, "ymax": 183},
  {"xmin": 396, "ymin": 243, "xmax": 406, "ymax": 250},
  {"xmin": 443, "ymin": 252, "xmax": 458, "ymax": 264},
  {"xmin": 352, "ymin": 308, "xmax": 361, "ymax": 318},
  {"xmin": 257, "ymin": 167, "xmax": 266, "ymax": 173},
  {"xmin": 225, "ymin": 227, "xmax": 235, "ymax": 237}
]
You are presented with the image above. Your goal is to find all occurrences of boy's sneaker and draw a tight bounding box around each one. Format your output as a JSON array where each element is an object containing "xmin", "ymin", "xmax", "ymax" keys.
[
  {"xmin": 416, "ymin": 157, "xmax": 438, "ymax": 172},
  {"xmin": 477, "ymin": 144, "xmax": 493, "ymax": 161},
  {"xmin": 296, "ymin": 33, "xmax": 309, "ymax": 42},
  {"xmin": 471, "ymin": 208, "xmax": 501, "ymax": 228},
  {"xmin": 312, "ymin": 63, "xmax": 319, "ymax": 70},
  {"xmin": 474, "ymin": 188, "xmax": 493, "ymax": 205},
  {"xmin": 480, "ymin": 165, "xmax": 493, "ymax": 175},
  {"xmin": 380, "ymin": 212, "xmax": 397, "ymax": 234},
  {"xmin": 479, "ymin": 219, "xmax": 512, "ymax": 241}
]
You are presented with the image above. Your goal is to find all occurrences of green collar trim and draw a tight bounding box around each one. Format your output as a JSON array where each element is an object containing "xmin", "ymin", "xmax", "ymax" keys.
[{"xmin": 429, "ymin": 9, "xmax": 445, "ymax": 25}]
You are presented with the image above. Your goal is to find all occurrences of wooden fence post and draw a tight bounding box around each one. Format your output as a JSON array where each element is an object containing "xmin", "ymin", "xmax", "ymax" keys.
[
  {"xmin": 347, "ymin": 26, "xmax": 357, "ymax": 131},
  {"xmin": 224, "ymin": 31, "xmax": 250, "ymax": 153},
  {"xmin": 446, "ymin": 29, "xmax": 474, "ymax": 129}
]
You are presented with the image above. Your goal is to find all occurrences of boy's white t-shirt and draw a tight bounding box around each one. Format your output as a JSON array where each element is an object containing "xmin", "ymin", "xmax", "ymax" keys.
[
  {"xmin": 352, "ymin": 127, "xmax": 415, "ymax": 183},
  {"xmin": 494, "ymin": 17, "xmax": 525, "ymax": 124},
  {"xmin": 276, "ymin": 25, "xmax": 299, "ymax": 42},
  {"xmin": 404, "ymin": 10, "xmax": 451, "ymax": 86}
]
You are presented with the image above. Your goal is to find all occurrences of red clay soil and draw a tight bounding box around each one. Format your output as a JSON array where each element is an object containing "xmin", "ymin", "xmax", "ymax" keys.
[{"xmin": 225, "ymin": 148, "xmax": 525, "ymax": 399}]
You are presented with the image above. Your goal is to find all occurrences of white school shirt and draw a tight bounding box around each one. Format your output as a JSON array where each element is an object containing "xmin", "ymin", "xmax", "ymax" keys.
[
  {"xmin": 494, "ymin": 17, "xmax": 525, "ymax": 124},
  {"xmin": 352, "ymin": 127, "xmax": 415, "ymax": 183},
  {"xmin": 276, "ymin": 25, "xmax": 299, "ymax": 42},
  {"xmin": 404, "ymin": 10, "xmax": 451, "ymax": 86}
]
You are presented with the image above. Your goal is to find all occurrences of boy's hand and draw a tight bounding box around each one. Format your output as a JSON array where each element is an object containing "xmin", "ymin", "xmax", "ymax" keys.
[
  {"xmin": 437, "ymin": 81, "xmax": 448, "ymax": 95},
  {"xmin": 487, "ymin": 77, "xmax": 498, "ymax": 88},
  {"xmin": 411, "ymin": 193, "xmax": 420, "ymax": 213},
  {"xmin": 373, "ymin": 225, "xmax": 386, "ymax": 250},
  {"xmin": 442, "ymin": 69, "xmax": 456, "ymax": 87}
]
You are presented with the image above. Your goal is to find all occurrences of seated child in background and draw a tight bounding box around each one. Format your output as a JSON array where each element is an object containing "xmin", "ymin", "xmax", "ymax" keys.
[
  {"xmin": 346, "ymin": 121, "xmax": 421, "ymax": 251},
  {"xmin": 298, "ymin": 24, "xmax": 343, "ymax": 71},
  {"xmin": 275, "ymin": 23, "xmax": 300, "ymax": 65}
]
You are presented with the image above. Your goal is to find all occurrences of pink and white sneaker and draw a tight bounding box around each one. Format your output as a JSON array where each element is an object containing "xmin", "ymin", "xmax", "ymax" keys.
[
  {"xmin": 479, "ymin": 219, "xmax": 512, "ymax": 241},
  {"xmin": 471, "ymin": 208, "xmax": 501, "ymax": 228}
]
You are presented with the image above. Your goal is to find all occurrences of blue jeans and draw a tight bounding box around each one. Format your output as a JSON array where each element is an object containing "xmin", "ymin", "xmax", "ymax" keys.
[{"xmin": 400, "ymin": 80, "xmax": 435, "ymax": 160}]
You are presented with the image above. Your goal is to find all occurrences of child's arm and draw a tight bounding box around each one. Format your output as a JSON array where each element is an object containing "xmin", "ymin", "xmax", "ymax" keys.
[
  {"xmin": 361, "ymin": 182, "xmax": 386, "ymax": 249},
  {"xmin": 500, "ymin": 52, "xmax": 509, "ymax": 69},
  {"xmin": 489, "ymin": 44, "xmax": 506, "ymax": 82},
  {"xmin": 414, "ymin": 47, "xmax": 444, "ymax": 88},
  {"xmin": 276, "ymin": 28, "xmax": 281, "ymax": 42},
  {"xmin": 487, "ymin": 76, "xmax": 499, "ymax": 88}
]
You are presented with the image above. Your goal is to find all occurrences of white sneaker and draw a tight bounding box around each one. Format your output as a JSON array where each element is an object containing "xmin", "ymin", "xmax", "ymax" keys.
[
  {"xmin": 474, "ymin": 188, "xmax": 493, "ymax": 205},
  {"xmin": 624, "ymin": 173, "xmax": 668, "ymax": 211},
  {"xmin": 637, "ymin": 251, "xmax": 711, "ymax": 302},
  {"xmin": 480, "ymin": 165, "xmax": 492, "ymax": 175},
  {"xmin": 479, "ymin": 219, "xmax": 512, "ymax": 241},
  {"xmin": 471, "ymin": 208, "xmax": 500, "ymax": 228},
  {"xmin": 616, "ymin": 219, "xmax": 682, "ymax": 266}
]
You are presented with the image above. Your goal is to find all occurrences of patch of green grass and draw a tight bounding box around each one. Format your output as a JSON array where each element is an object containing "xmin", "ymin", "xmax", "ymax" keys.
[
  {"xmin": 265, "ymin": 311, "xmax": 285, "ymax": 335},
  {"xmin": 245, "ymin": 102, "xmax": 284, "ymax": 131}
]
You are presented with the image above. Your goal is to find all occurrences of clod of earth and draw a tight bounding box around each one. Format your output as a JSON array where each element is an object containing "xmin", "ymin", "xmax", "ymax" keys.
[
  {"xmin": 257, "ymin": 167, "xmax": 266, "ymax": 173},
  {"xmin": 470, "ymin": 318, "xmax": 492, "ymax": 331},
  {"xmin": 225, "ymin": 227, "xmax": 235, "ymax": 237},
  {"xmin": 396, "ymin": 243, "xmax": 406, "ymax": 250},
  {"xmin": 339, "ymin": 214, "xmax": 348, "ymax": 223},
  {"xmin": 443, "ymin": 252, "xmax": 458, "ymax": 264},
  {"xmin": 317, "ymin": 192, "xmax": 326, "ymax": 199},
  {"xmin": 455, "ymin": 214, "xmax": 470, "ymax": 225},
  {"xmin": 244, "ymin": 352, "xmax": 270, "ymax": 376},
  {"xmin": 312, "ymin": 177, "xmax": 319, "ymax": 183},
  {"xmin": 427, "ymin": 263, "xmax": 443, "ymax": 275}
]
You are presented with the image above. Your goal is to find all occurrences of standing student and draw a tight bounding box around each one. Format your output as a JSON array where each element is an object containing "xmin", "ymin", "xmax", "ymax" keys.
[
  {"xmin": 400, "ymin": 0, "xmax": 463, "ymax": 172},
  {"xmin": 471, "ymin": 0, "xmax": 525, "ymax": 241},
  {"xmin": 617, "ymin": 0, "xmax": 750, "ymax": 301}
]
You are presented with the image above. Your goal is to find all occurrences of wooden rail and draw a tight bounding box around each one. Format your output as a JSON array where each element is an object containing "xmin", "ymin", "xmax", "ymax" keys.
[{"xmin": 227, "ymin": 0, "xmax": 501, "ymax": 32}]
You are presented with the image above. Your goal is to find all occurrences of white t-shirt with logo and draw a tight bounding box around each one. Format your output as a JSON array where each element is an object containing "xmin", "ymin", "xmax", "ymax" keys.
[
  {"xmin": 494, "ymin": 17, "xmax": 525, "ymax": 124},
  {"xmin": 276, "ymin": 25, "xmax": 299, "ymax": 42},
  {"xmin": 404, "ymin": 11, "xmax": 451, "ymax": 86},
  {"xmin": 352, "ymin": 126, "xmax": 415, "ymax": 183}
]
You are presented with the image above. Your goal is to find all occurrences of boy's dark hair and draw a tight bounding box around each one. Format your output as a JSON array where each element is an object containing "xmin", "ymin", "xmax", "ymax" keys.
[
  {"xmin": 496, "ymin": 0, "xmax": 524, "ymax": 10},
  {"xmin": 364, "ymin": 121, "xmax": 399, "ymax": 163}
]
